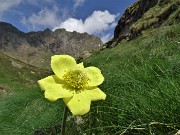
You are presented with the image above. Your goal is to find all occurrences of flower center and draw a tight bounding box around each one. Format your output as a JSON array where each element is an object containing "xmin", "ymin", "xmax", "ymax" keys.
[{"xmin": 63, "ymin": 68, "xmax": 89, "ymax": 89}]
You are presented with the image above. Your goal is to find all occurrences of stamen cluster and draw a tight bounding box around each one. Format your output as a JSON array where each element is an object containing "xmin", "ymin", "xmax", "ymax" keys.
[{"xmin": 63, "ymin": 68, "xmax": 89, "ymax": 89}]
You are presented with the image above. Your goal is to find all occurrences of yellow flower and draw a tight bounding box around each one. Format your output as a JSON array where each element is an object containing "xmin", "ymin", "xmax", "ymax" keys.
[{"xmin": 38, "ymin": 55, "xmax": 106, "ymax": 116}]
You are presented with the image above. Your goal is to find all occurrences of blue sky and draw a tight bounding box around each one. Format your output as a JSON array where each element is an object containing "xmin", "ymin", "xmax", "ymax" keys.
[{"xmin": 0, "ymin": 0, "xmax": 137, "ymax": 42}]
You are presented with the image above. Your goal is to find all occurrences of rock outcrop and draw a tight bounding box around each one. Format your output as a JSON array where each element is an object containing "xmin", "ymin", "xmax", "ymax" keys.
[
  {"xmin": 0, "ymin": 22, "xmax": 103, "ymax": 69},
  {"xmin": 107, "ymin": 0, "xmax": 180, "ymax": 48}
]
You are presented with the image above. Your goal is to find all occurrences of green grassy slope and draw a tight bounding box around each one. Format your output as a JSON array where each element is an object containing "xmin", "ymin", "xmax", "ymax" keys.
[
  {"xmin": 82, "ymin": 24, "xmax": 180, "ymax": 134},
  {"xmin": 0, "ymin": 24, "xmax": 180, "ymax": 135},
  {"xmin": 0, "ymin": 53, "xmax": 50, "ymax": 94},
  {"xmin": 0, "ymin": 53, "xmax": 64, "ymax": 135}
]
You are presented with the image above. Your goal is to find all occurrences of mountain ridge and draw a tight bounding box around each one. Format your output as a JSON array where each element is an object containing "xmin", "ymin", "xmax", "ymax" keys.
[
  {"xmin": 106, "ymin": 0, "xmax": 180, "ymax": 48},
  {"xmin": 0, "ymin": 22, "xmax": 103, "ymax": 69}
]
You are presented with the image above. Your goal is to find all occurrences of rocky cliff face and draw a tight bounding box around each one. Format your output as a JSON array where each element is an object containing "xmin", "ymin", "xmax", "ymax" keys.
[
  {"xmin": 107, "ymin": 0, "xmax": 180, "ymax": 48},
  {"xmin": 0, "ymin": 22, "xmax": 103, "ymax": 69}
]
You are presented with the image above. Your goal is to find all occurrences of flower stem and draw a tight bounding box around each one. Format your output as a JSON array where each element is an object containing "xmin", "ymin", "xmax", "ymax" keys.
[{"xmin": 61, "ymin": 105, "xmax": 69, "ymax": 135}]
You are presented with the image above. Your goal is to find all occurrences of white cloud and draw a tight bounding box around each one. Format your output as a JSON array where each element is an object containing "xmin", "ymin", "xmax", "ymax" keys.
[
  {"xmin": 54, "ymin": 18, "xmax": 84, "ymax": 32},
  {"xmin": 21, "ymin": 6, "xmax": 60, "ymax": 29},
  {"xmin": 53, "ymin": 10, "xmax": 118, "ymax": 43},
  {"xmin": 0, "ymin": 0, "xmax": 22, "ymax": 16},
  {"xmin": 73, "ymin": 0, "xmax": 85, "ymax": 8}
]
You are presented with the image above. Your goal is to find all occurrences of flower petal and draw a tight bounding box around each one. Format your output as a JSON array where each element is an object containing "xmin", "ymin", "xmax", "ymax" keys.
[
  {"xmin": 63, "ymin": 91, "xmax": 91, "ymax": 116},
  {"xmin": 85, "ymin": 87, "xmax": 106, "ymax": 101},
  {"xmin": 38, "ymin": 75, "xmax": 63, "ymax": 91},
  {"xmin": 85, "ymin": 67, "xmax": 104, "ymax": 87},
  {"xmin": 51, "ymin": 55, "xmax": 76, "ymax": 79},
  {"xmin": 77, "ymin": 62, "xmax": 84, "ymax": 68},
  {"xmin": 45, "ymin": 83, "xmax": 73, "ymax": 101}
]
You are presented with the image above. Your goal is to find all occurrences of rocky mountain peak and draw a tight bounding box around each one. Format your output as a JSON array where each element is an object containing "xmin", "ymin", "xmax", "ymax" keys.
[
  {"xmin": 0, "ymin": 22, "xmax": 24, "ymax": 34},
  {"xmin": 106, "ymin": 0, "xmax": 180, "ymax": 48},
  {"xmin": 0, "ymin": 22, "xmax": 103, "ymax": 69},
  {"xmin": 114, "ymin": 0, "xmax": 158, "ymax": 39},
  {"xmin": 44, "ymin": 28, "xmax": 52, "ymax": 32}
]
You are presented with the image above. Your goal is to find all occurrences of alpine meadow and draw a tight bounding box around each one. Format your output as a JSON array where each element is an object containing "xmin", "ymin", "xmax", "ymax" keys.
[{"xmin": 0, "ymin": 0, "xmax": 180, "ymax": 134}]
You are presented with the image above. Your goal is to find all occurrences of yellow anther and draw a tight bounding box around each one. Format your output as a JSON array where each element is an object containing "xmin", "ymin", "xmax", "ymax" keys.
[{"xmin": 63, "ymin": 67, "xmax": 89, "ymax": 89}]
